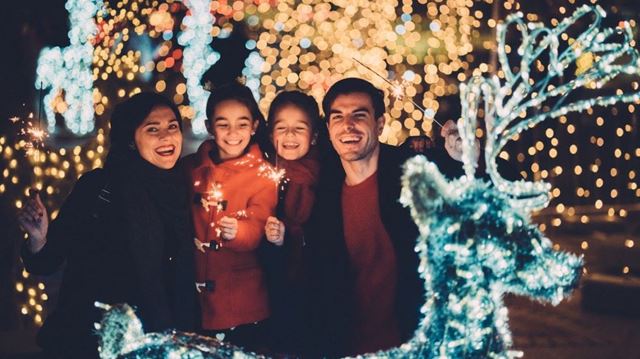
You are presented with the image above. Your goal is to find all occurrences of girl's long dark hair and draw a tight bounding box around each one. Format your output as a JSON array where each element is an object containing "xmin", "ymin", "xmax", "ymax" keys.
[
  {"xmin": 263, "ymin": 90, "xmax": 328, "ymax": 164},
  {"xmin": 205, "ymin": 82, "xmax": 269, "ymax": 160}
]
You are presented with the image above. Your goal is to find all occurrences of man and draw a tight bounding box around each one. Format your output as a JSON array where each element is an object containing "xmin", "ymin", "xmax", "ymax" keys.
[{"xmin": 303, "ymin": 78, "xmax": 424, "ymax": 357}]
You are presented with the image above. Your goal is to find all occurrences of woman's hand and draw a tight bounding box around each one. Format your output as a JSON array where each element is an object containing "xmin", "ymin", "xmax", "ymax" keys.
[
  {"xmin": 218, "ymin": 216, "xmax": 238, "ymax": 241},
  {"xmin": 17, "ymin": 190, "xmax": 48, "ymax": 253},
  {"xmin": 264, "ymin": 216, "xmax": 285, "ymax": 246}
]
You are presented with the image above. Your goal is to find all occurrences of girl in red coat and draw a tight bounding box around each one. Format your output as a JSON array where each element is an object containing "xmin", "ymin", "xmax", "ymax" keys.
[
  {"xmin": 183, "ymin": 83, "xmax": 277, "ymax": 351},
  {"xmin": 261, "ymin": 91, "xmax": 324, "ymax": 354}
]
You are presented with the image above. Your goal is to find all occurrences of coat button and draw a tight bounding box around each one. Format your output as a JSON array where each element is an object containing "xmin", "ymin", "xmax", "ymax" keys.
[{"xmin": 195, "ymin": 280, "xmax": 216, "ymax": 293}]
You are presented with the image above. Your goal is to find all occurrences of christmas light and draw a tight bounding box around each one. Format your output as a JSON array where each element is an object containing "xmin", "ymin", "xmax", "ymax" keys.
[
  {"xmin": 460, "ymin": 5, "xmax": 640, "ymax": 213},
  {"xmin": 35, "ymin": 0, "xmax": 101, "ymax": 135},
  {"xmin": 178, "ymin": 0, "xmax": 221, "ymax": 134}
]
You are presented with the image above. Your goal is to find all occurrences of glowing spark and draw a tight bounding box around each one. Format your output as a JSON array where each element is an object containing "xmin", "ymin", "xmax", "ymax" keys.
[
  {"xmin": 28, "ymin": 127, "xmax": 47, "ymax": 142},
  {"xmin": 230, "ymin": 210, "xmax": 248, "ymax": 219},
  {"xmin": 200, "ymin": 182, "xmax": 225, "ymax": 212},
  {"xmin": 390, "ymin": 80, "xmax": 411, "ymax": 101},
  {"xmin": 12, "ymin": 116, "xmax": 49, "ymax": 154},
  {"xmin": 258, "ymin": 163, "xmax": 287, "ymax": 186},
  {"xmin": 352, "ymin": 57, "xmax": 444, "ymax": 128}
]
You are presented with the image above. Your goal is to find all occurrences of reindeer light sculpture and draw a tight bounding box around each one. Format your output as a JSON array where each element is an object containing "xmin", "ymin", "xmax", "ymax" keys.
[
  {"xmin": 95, "ymin": 5, "xmax": 638, "ymax": 358},
  {"xmin": 399, "ymin": 4, "xmax": 639, "ymax": 358}
]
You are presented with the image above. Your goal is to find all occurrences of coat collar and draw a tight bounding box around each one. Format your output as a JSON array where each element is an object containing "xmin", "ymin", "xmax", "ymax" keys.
[
  {"xmin": 192, "ymin": 140, "xmax": 265, "ymax": 172},
  {"xmin": 323, "ymin": 143, "xmax": 402, "ymax": 188}
]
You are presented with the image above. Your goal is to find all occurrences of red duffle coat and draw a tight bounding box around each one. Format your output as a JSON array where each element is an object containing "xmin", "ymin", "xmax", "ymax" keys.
[{"xmin": 183, "ymin": 141, "xmax": 277, "ymax": 330}]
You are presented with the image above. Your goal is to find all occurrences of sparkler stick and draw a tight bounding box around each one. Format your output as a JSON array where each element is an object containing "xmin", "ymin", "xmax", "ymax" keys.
[
  {"xmin": 274, "ymin": 140, "xmax": 280, "ymax": 194},
  {"xmin": 38, "ymin": 82, "xmax": 44, "ymax": 130},
  {"xmin": 352, "ymin": 57, "xmax": 444, "ymax": 128},
  {"xmin": 274, "ymin": 140, "xmax": 278, "ymax": 173}
]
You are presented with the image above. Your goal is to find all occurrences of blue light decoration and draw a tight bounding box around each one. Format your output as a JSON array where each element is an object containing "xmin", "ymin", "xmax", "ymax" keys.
[
  {"xmin": 242, "ymin": 44, "xmax": 265, "ymax": 101},
  {"xmin": 178, "ymin": 0, "xmax": 221, "ymax": 134},
  {"xmin": 94, "ymin": 302, "xmax": 261, "ymax": 359},
  {"xmin": 35, "ymin": 0, "xmax": 101, "ymax": 135},
  {"xmin": 95, "ymin": 5, "xmax": 638, "ymax": 358}
]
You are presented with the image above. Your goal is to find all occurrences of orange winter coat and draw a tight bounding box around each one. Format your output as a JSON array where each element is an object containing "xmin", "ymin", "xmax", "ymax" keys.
[{"xmin": 183, "ymin": 141, "xmax": 277, "ymax": 330}]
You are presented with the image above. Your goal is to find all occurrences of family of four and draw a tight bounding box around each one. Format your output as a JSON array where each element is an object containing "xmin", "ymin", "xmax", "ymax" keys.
[{"xmin": 18, "ymin": 78, "xmax": 439, "ymax": 358}]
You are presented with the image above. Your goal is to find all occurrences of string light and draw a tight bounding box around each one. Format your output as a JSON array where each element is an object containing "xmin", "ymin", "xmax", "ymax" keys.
[
  {"xmin": 178, "ymin": 0, "xmax": 221, "ymax": 134},
  {"xmin": 35, "ymin": 0, "xmax": 101, "ymax": 135}
]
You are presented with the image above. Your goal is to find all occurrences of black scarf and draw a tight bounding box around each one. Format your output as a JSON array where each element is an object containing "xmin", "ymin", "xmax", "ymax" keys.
[{"xmin": 103, "ymin": 148, "xmax": 195, "ymax": 331}]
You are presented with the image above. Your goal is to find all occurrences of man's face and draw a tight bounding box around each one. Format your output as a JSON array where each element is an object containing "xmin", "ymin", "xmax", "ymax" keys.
[{"xmin": 326, "ymin": 93, "xmax": 384, "ymax": 163}]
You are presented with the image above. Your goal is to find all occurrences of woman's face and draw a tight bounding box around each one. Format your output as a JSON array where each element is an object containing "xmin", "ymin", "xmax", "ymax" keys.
[
  {"xmin": 271, "ymin": 105, "xmax": 314, "ymax": 161},
  {"xmin": 210, "ymin": 100, "xmax": 257, "ymax": 161},
  {"xmin": 134, "ymin": 105, "xmax": 182, "ymax": 169}
]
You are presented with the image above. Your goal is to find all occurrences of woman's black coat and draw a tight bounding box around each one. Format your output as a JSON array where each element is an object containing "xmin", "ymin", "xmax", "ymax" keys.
[{"xmin": 21, "ymin": 161, "xmax": 197, "ymax": 358}]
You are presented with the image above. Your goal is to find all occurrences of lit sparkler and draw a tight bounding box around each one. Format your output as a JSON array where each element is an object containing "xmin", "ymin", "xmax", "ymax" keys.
[
  {"xmin": 352, "ymin": 57, "xmax": 444, "ymax": 128},
  {"xmin": 10, "ymin": 114, "xmax": 49, "ymax": 156},
  {"xmin": 270, "ymin": 140, "xmax": 287, "ymax": 187},
  {"xmin": 200, "ymin": 182, "xmax": 225, "ymax": 212},
  {"xmin": 258, "ymin": 162, "xmax": 287, "ymax": 188}
]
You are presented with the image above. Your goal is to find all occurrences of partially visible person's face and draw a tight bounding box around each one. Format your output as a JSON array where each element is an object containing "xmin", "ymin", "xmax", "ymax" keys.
[
  {"xmin": 410, "ymin": 138, "xmax": 425, "ymax": 153},
  {"xmin": 441, "ymin": 119, "xmax": 480, "ymax": 162},
  {"xmin": 410, "ymin": 137, "xmax": 434, "ymax": 153},
  {"xmin": 326, "ymin": 92, "xmax": 383, "ymax": 163},
  {"xmin": 442, "ymin": 120, "xmax": 463, "ymax": 161},
  {"xmin": 271, "ymin": 105, "xmax": 314, "ymax": 161},
  {"xmin": 134, "ymin": 105, "xmax": 182, "ymax": 169},
  {"xmin": 209, "ymin": 100, "xmax": 257, "ymax": 161}
]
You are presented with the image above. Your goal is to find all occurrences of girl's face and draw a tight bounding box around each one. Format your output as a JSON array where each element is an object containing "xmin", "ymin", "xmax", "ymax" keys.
[
  {"xmin": 210, "ymin": 100, "xmax": 258, "ymax": 161},
  {"xmin": 134, "ymin": 105, "xmax": 182, "ymax": 169},
  {"xmin": 271, "ymin": 105, "xmax": 314, "ymax": 161}
]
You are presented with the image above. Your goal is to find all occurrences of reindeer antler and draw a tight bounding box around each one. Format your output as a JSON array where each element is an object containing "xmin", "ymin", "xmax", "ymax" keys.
[{"xmin": 459, "ymin": 5, "xmax": 640, "ymax": 212}]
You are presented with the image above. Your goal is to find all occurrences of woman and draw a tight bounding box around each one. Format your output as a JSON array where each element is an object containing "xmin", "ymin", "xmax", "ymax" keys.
[{"xmin": 17, "ymin": 92, "xmax": 197, "ymax": 358}]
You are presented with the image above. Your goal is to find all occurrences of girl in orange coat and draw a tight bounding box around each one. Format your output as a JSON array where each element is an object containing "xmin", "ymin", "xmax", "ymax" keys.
[{"xmin": 183, "ymin": 83, "xmax": 277, "ymax": 351}]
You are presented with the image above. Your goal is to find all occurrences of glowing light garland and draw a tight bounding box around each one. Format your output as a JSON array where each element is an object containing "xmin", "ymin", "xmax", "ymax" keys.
[
  {"xmin": 178, "ymin": 0, "xmax": 221, "ymax": 134},
  {"xmin": 35, "ymin": 0, "xmax": 101, "ymax": 135}
]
